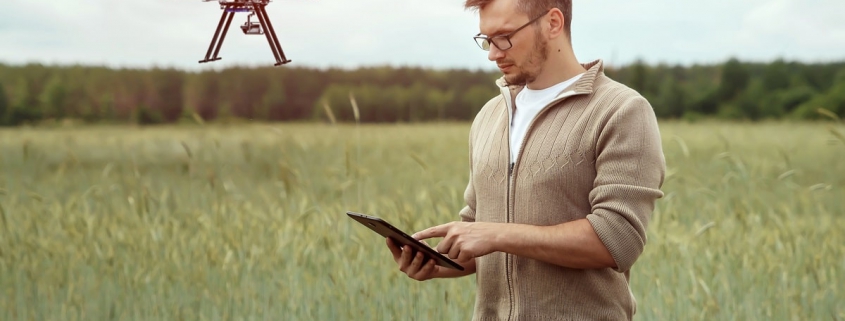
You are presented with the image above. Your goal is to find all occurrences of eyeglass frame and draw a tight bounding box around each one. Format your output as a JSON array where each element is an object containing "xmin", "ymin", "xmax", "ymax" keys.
[{"xmin": 473, "ymin": 10, "xmax": 549, "ymax": 51}]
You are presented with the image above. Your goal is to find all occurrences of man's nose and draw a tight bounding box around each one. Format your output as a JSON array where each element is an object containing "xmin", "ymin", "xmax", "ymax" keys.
[{"xmin": 488, "ymin": 46, "xmax": 505, "ymax": 61}]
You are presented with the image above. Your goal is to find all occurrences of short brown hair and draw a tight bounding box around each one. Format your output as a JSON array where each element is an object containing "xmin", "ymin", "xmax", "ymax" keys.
[{"xmin": 465, "ymin": 0, "xmax": 572, "ymax": 39}]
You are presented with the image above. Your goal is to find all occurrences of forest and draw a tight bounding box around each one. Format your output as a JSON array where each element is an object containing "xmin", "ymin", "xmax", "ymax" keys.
[{"xmin": 1, "ymin": 58, "xmax": 844, "ymax": 126}]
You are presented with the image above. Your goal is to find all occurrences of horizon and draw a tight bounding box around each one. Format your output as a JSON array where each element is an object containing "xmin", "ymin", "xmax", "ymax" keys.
[{"xmin": 4, "ymin": 55, "xmax": 844, "ymax": 73}]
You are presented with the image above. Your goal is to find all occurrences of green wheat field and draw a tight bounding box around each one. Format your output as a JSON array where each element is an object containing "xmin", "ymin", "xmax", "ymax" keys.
[{"xmin": 1, "ymin": 121, "xmax": 843, "ymax": 321}]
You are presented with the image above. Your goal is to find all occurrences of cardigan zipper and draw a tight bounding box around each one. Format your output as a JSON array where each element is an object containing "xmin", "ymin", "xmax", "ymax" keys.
[
  {"xmin": 504, "ymin": 89, "xmax": 583, "ymax": 321},
  {"xmin": 503, "ymin": 89, "xmax": 516, "ymax": 321}
]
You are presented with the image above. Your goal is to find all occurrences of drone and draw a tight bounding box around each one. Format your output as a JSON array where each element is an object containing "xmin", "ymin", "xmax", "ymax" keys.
[{"xmin": 198, "ymin": 0, "xmax": 292, "ymax": 66}]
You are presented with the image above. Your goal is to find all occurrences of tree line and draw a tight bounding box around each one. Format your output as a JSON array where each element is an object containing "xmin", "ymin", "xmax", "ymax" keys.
[{"xmin": 1, "ymin": 57, "xmax": 844, "ymax": 126}]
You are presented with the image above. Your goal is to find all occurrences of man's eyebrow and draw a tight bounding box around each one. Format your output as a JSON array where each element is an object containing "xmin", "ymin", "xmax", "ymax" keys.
[{"xmin": 483, "ymin": 27, "xmax": 515, "ymax": 37}]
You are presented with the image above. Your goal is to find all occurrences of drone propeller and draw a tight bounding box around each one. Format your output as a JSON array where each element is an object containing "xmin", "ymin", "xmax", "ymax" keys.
[{"xmin": 198, "ymin": 0, "xmax": 291, "ymax": 66}]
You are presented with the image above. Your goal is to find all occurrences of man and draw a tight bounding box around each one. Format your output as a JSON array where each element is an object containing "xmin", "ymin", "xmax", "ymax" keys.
[{"xmin": 386, "ymin": 0, "xmax": 665, "ymax": 320}]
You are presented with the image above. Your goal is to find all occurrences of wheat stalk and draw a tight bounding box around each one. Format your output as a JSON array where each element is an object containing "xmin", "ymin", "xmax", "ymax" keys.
[{"xmin": 321, "ymin": 100, "xmax": 337, "ymax": 125}]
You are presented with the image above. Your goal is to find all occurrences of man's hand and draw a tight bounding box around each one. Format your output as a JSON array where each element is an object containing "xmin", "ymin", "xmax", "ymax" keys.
[
  {"xmin": 386, "ymin": 238, "xmax": 439, "ymax": 281},
  {"xmin": 412, "ymin": 221, "xmax": 500, "ymax": 262},
  {"xmin": 386, "ymin": 231, "xmax": 478, "ymax": 281}
]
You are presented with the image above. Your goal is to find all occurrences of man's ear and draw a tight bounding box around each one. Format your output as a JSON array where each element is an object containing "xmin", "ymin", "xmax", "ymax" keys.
[{"xmin": 546, "ymin": 8, "xmax": 566, "ymax": 39}]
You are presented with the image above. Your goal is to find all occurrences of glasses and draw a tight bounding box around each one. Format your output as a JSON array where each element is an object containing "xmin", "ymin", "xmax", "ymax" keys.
[{"xmin": 473, "ymin": 11, "xmax": 548, "ymax": 51}]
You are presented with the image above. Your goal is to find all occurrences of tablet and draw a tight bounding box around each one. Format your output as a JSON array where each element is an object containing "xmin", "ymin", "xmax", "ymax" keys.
[{"xmin": 346, "ymin": 211, "xmax": 465, "ymax": 271}]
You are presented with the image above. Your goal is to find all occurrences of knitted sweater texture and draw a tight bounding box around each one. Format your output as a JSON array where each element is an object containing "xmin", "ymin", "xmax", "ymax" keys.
[{"xmin": 459, "ymin": 59, "xmax": 666, "ymax": 321}]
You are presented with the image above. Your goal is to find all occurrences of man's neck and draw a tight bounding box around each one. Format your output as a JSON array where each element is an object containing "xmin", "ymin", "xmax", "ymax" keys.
[{"xmin": 526, "ymin": 48, "xmax": 587, "ymax": 90}]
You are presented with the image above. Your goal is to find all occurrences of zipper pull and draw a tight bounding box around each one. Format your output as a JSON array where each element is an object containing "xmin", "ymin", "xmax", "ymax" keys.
[{"xmin": 509, "ymin": 162, "xmax": 514, "ymax": 176}]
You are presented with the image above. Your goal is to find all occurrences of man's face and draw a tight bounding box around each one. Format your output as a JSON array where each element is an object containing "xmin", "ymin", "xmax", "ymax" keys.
[{"xmin": 478, "ymin": 0, "xmax": 548, "ymax": 86}]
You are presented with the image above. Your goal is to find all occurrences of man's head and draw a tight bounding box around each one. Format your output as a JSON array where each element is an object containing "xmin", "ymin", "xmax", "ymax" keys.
[{"xmin": 466, "ymin": 0, "xmax": 573, "ymax": 87}]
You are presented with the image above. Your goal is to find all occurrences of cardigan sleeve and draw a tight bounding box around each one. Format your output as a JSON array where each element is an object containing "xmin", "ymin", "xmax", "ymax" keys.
[
  {"xmin": 459, "ymin": 131, "xmax": 477, "ymax": 223},
  {"xmin": 586, "ymin": 93, "xmax": 666, "ymax": 272},
  {"xmin": 459, "ymin": 179, "xmax": 477, "ymax": 223}
]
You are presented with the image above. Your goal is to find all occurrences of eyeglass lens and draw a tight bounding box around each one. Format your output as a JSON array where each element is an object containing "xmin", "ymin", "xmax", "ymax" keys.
[{"xmin": 475, "ymin": 37, "xmax": 511, "ymax": 51}]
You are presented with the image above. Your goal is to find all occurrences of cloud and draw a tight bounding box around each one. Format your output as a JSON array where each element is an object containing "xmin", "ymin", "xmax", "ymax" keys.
[
  {"xmin": 734, "ymin": 0, "xmax": 845, "ymax": 61},
  {"xmin": 569, "ymin": 0, "xmax": 762, "ymax": 66}
]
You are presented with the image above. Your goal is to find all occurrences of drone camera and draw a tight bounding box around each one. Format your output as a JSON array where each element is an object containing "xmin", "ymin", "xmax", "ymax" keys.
[{"xmin": 241, "ymin": 21, "xmax": 264, "ymax": 35}]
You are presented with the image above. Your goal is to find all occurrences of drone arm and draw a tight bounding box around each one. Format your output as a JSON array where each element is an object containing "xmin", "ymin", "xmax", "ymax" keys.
[
  {"xmin": 199, "ymin": 5, "xmax": 236, "ymax": 63},
  {"xmin": 254, "ymin": 3, "xmax": 291, "ymax": 65},
  {"xmin": 213, "ymin": 11, "xmax": 236, "ymax": 59}
]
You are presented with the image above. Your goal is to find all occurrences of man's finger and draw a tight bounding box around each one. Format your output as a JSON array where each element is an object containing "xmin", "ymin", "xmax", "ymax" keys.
[
  {"xmin": 436, "ymin": 235, "xmax": 454, "ymax": 255},
  {"xmin": 406, "ymin": 251, "xmax": 422, "ymax": 275},
  {"xmin": 386, "ymin": 238, "xmax": 402, "ymax": 261},
  {"xmin": 399, "ymin": 245, "xmax": 412, "ymax": 271},
  {"xmin": 413, "ymin": 222, "xmax": 452, "ymax": 240},
  {"xmin": 414, "ymin": 259, "xmax": 437, "ymax": 281},
  {"xmin": 458, "ymin": 249, "xmax": 473, "ymax": 262},
  {"xmin": 423, "ymin": 259, "xmax": 437, "ymax": 275},
  {"xmin": 448, "ymin": 244, "xmax": 461, "ymax": 260}
]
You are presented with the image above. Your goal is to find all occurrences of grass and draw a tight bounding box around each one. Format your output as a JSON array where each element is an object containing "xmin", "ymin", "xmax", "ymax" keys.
[{"xmin": 0, "ymin": 120, "xmax": 843, "ymax": 320}]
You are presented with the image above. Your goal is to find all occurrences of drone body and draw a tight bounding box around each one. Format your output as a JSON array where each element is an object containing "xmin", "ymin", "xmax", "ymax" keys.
[{"xmin": 199, "ymin": 0, "xmax": 292, "ymax": 66}]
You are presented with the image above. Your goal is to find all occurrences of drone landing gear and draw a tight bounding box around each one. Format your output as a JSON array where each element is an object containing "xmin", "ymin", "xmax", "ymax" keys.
[
  {"xmin": 251, "ymin": 4, "xmax": 291, "ymax": 66},
  {"xmin": 199, "ymin": 2, "xmax": 291, "ymax": 66},
  {"xmin": 198, "ymin": 7, "xmax": 234, "ymax": 64}
]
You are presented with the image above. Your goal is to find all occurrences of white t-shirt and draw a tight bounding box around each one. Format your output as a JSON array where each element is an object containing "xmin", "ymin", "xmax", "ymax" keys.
[{"xmin": 510, "ymin": 73, "xmax": 584, "ymax": 163}]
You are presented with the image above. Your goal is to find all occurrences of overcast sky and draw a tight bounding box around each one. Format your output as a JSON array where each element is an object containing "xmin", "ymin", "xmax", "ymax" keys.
[{"xmin": 2, "ymin": 0, "xmax": 844, "ymax": 71}]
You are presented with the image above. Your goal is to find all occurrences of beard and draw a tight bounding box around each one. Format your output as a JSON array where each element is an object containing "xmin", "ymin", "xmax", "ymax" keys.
[{"xmin": 503, "ymin": 29, "xmax": 549, "ymax": 87}]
